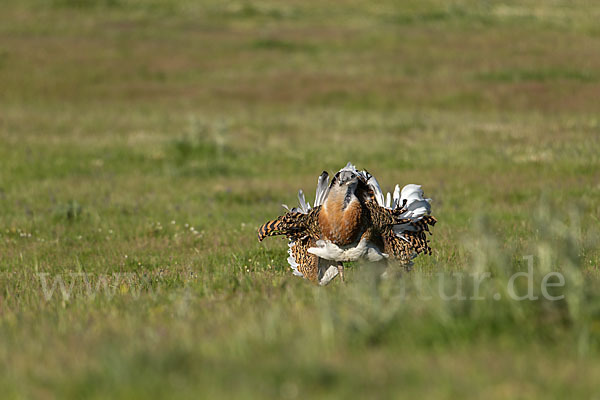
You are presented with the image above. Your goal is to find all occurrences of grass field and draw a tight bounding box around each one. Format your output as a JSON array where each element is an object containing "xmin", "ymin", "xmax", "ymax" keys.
[{"xmin": 1, "ymin": 0, "xmax": 600, "ymax": 398}]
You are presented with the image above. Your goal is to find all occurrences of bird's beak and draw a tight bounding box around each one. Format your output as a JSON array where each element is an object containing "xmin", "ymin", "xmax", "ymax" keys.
[{"xmin": 338, "ymin": 171, "xmax": 357, "ymax": 185}]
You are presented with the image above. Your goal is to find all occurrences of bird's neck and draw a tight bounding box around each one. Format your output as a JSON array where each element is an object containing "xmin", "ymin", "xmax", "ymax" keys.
[
  {"xmin": 325, "ymin": 186, "xmax": 356, "ymax": 212},
  {"xmin": 320, "ymin": 187, "xmax": 363, "ymax": 246}
]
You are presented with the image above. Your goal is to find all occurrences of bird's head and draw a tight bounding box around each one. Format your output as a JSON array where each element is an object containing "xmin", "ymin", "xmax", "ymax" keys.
[
  {"xmin": 328, "ymin": 164, "xmax": 361, "ymax": 198},
  {"xmin": 332, "ymin": 169, "xmax": 359, "ymax": 187}
]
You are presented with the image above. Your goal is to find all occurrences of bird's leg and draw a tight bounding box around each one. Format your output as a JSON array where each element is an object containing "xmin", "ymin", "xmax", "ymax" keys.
[{"xmin": 337, "ymin": 261, "xmax": 345, "ymax": 283}]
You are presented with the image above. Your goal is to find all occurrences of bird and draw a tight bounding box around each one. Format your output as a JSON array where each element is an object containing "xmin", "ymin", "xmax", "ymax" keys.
[{"xmin": 258, "ymin": 162, "xmax": 437, "ymax": 285}]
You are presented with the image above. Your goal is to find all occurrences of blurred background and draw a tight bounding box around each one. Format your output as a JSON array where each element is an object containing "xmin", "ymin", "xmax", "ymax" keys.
[{"xmin": 1, "ymin": 0, "xmax": 600, "ymax": 398}]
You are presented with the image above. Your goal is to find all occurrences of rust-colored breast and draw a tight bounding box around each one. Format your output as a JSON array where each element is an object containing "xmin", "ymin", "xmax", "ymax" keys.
[{"xmin": 319, "ymin": 198, "xmax": 363, "ymax": 246}]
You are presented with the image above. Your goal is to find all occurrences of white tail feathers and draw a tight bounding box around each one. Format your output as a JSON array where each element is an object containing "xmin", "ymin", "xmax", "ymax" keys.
[
  {"xmin": 297, "ymin": 189, "xmax": 311, "ymax": 213},
  {"xmin": 282, "ymin": 189, "xmax": 312, "ymax": 214},
  {"xmin": 392, "ymin": 184, "xmax": 401, "ymax": 209},
  {"xmin": 398, "ymin": 184, "xmax": 432, "ymax": 218},
  {"xmin": 308, "ymin": 238, "xmax": 388, "ymax": 262},
  {"xmin": 366, "ymin": 174, "xmax": 385, "ymax": 206},
  {"xmin": 314, "ymin": 171, "xmax": 330, "ymax": 207},
  {"xmin": 391, "ymin": 184, "xmax": 433, "ymax": 240}
]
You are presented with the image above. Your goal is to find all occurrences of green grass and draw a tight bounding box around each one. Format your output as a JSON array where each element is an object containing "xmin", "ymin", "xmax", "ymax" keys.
[{"xmin": 1, "ymin": 0, "xmax": 600, "ymax": 398}]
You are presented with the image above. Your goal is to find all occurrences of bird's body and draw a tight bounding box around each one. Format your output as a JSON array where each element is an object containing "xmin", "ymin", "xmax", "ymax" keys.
[{"xmin": 258, "ymin": 163, "xmax": 437, "ymax": 285}]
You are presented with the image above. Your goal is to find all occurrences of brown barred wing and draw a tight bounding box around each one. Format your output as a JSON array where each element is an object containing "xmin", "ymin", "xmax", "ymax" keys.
[
  {"xmin": 383, "ymin": 215, "xmax": 437, "ymax": 263},
  {"xmin": 364, "ymin": 199, "xmax": 437, "ymax": 263},
  {"xmin": 258, "ymin": 212, "xmax": 307, "ymax": 241},
  {"xmin": 288, "ymin": 236, "xmax": 319, "ymax": 283},
  {"xmin": 258, "ymin": 218, "xmax": 286, "ymax": 241},
  {"xmin": 257, "ymin": 207, "xmax": 321, "ymax": 242},
  {"xmin": 382, "ymin": 232, "xmax": 418, "ymax": 264}
]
